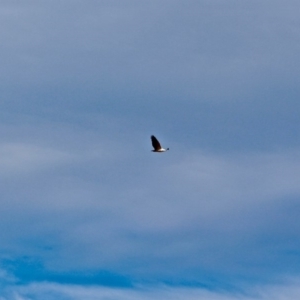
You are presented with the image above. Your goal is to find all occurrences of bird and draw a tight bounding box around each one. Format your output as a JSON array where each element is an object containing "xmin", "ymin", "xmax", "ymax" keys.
[{"xmin": 151, "ymin": 135, "xmax": 169, "ymax": 152}]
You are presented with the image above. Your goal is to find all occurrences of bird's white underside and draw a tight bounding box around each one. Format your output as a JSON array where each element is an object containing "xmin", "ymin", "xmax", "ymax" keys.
[{"xmin": 154, "ymin": 148, "xmax": 167, "ymax": 152}]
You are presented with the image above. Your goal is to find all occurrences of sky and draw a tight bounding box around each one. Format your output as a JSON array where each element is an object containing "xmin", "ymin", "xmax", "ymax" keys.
[{"xmin": 0, "ymin": 0, "xmax": 300, "ymax": 299}]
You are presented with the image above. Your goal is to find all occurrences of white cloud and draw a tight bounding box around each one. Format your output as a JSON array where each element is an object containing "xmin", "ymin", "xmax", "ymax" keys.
[
  {"xmin": 2, "ymin": 278, "xmax": 300, "ymax": 300},
  {"xmin": 114, "ymin": 149, "xmax": 300, "ymax": 235},
  {"xmin": 1, "ymin": 0, "xmax": 300, "ymax": 101},
  {"xmin": 0, "ymin": 143, "xmax": 72, "ymax": 176},
  {"xmin": 1, "ymin": 146, "xmax": 297, "ymax": 279},
  {"xmin": 0, "ymin": 0, "xmax": 299, "ymax": 288},
  {"xmin": 1, "ymin": 143, "xmax": 300, "ymax": 279}
]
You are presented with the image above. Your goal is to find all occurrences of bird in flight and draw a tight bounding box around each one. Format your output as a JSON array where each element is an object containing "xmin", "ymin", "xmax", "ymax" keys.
[{"xmin": 151, "ymin": 135, "xmax": 169, "ymax": 152}]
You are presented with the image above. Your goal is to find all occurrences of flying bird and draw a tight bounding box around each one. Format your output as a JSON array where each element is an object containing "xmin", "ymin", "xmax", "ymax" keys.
[{"xmin": 151, "ymin": 135, "xmax": 169, "ymax": 152}]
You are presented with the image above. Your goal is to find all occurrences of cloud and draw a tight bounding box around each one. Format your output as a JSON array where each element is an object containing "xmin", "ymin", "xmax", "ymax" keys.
[
  {"xmin": 1, "ymin": 0, "xmax": 300, "ymax": 154},
  {"xmin": 2, "ymin": 277, "xmax": 300, "ymax": 300},
  {"xmin": 0, "ymin": 0, "xmax": 300, "ymax": 294},
  {"xmin": 1, "ymin": 0, "xmax": 300, "ymax": 97},
  {"xmin": 0, "ymin": 135, "xmax": 299, "ymax": 284},
  {"xmin": 0, "ymin": 143, "xmax": 72, "ymax": 176}
]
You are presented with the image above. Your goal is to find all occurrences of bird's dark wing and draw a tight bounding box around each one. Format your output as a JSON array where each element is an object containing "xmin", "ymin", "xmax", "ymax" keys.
[{"xmin": 151, "ymin": 135, "xmax": 161, "ymax": 150}]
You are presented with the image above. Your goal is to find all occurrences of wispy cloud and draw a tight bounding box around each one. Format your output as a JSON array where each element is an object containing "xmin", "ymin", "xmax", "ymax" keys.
[
  {"xmin": 0, "ymin": 143, "xmax": 72, "ymax": 176},
  {"xmin": 0, "ymin": 0, "xmax": 300, "ymax": 296},
  {"xmin": 2, "ymin": 276, "xmax": 300, "ymax": 300},
  {"xmin": 1, "ymin": 146, "xmax": 299, "ymax": 284}
]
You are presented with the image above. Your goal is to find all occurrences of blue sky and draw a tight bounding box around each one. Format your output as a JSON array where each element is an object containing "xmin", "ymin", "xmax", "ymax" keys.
[{"xmin": 1, "ymin": 0, "xmax": 300, "ymax": 299}]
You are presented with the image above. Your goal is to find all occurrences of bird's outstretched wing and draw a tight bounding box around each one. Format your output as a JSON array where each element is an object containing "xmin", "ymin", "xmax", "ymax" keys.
[{"xmin": 151, "ymin": 135, "xmax": 161, "ymax": 150}]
